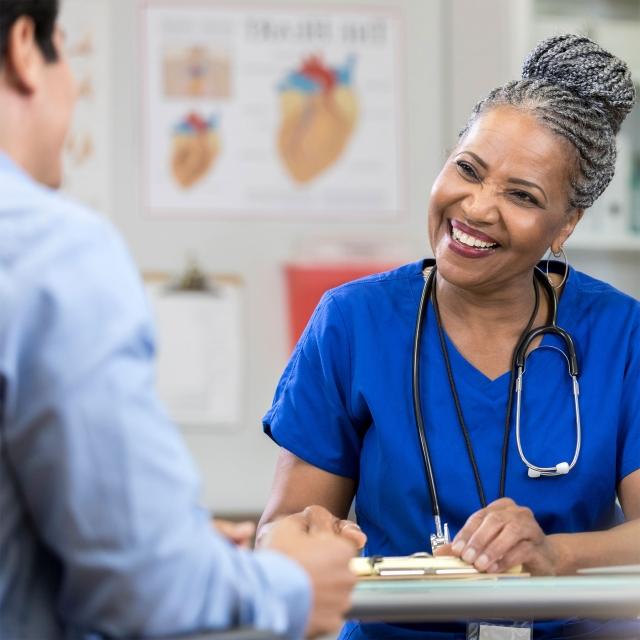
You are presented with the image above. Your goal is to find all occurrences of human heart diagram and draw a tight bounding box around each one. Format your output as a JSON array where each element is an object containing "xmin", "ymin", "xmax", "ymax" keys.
[
  {"xmin": 171, "ymin": 112, "xmax": 220, "ymax": 189},
  {"xmin": 277, "ymin": 55, "xmax": 358, "ymax": 184}
]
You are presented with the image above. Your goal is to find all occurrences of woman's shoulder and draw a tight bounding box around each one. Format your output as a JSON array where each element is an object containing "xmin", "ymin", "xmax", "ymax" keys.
[
  {"xmin": 567, "ymin": 267, "xmax": 640, "ymax": 327},
  {"xmin": 299, "ymin": 261, "xmax": 423, "ymax": 346},
  {"xmin": 323, "ymin": 260, "xmax": 424, "ymax": 305}
]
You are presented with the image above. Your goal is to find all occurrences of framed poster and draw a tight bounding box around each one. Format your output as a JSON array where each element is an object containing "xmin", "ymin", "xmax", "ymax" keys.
[{"xmin": 141, "ymin": 2, "xmax": 406, "ymax": 218}]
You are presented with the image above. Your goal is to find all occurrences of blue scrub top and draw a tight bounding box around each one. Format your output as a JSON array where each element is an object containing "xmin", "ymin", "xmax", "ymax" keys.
[{"xmin": 264, "ymin": 260, "xmax": 640, "ymax": 639}]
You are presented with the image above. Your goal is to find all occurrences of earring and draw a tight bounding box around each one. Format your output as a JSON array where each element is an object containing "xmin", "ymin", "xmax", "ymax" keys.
[{"xmin": 545, "ymin": 245, "xmax": 568, "ymax": 289}]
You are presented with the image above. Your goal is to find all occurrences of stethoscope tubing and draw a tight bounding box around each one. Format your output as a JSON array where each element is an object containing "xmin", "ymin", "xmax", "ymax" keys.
[
  {"xmin": 412, "ymin": 266, "xmax": 443, "ymax": 520},
  {"xmin": 412, "ymin": 262, "xmax": 582, "ymax": 528},
  {"xmin": 514, "ymin": 327, "xmax": 582, "ymax": 476}
]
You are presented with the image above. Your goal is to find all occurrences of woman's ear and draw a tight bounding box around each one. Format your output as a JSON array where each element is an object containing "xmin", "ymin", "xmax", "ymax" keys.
[
  {"xmin": 551, "ymin": 208, "xmax": 584, "ymax": 253},
  {"xmin": 4, "ymin": 16, "xmax": 43, "ymax": 95}
]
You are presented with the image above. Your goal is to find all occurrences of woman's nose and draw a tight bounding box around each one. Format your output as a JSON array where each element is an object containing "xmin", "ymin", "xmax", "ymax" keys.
[{"xmin": 461, "ymin": 187, "xmax": 500, "ymax": 225}]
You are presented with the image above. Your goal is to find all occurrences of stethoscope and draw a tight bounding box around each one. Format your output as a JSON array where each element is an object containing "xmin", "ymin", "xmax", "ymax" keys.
[{"xmin": 412, "ymin": 261, "xmax": 582, "ymax": 553}]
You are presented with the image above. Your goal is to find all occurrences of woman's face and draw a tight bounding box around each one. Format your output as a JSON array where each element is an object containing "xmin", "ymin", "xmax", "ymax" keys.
[{"xmin": 428, "ymin": 105, "xmax": 582, "ymax": 293}]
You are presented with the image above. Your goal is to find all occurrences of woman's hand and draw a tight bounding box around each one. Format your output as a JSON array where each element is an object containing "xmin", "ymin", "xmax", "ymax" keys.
[
  {"xmin": 213, "ymin": 519, "xmax": 256, "ymax": 548},
  {"xmin": 435, "ymin": 497, "xmax": 559, "ymax": 575}
]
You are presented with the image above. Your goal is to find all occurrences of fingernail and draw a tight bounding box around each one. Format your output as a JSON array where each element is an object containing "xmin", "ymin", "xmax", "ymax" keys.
[
  {"xmin": 488, "ymin": 563, "xmax": 499, "ymax": 573},
  {"xmin": 452, "ymin": 540, "xmax": 465, "ymax": 553},
  {"xmin": 462, "ymin": 547, "xmax": 476, "ymax": 563},
  {"xmin": 475, "ymin": 554, "xmax": 490, "ymax": 570}
]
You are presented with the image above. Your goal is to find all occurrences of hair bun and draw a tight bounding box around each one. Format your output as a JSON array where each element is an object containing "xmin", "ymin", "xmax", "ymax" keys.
[{"xmin": 522, "ymin": 34, "xmax": 636, "ymax": 133}]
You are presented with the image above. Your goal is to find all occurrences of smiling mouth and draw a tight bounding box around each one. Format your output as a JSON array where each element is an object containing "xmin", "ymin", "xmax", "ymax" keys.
[{"xmin": 449, "ymin": 220, "xmax": 499, "ymax": 250}]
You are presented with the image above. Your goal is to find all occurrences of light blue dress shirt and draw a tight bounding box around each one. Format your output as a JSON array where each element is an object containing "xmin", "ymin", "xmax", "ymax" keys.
[{"xmin": 0, "ymin": 153, "xmax": 310, "ymax": 640}]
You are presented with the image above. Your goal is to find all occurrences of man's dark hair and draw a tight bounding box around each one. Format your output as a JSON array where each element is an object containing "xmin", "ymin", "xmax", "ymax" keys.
[{"xmin": 0, "ymin": 0, "xmax": 59, "ymax": 64}]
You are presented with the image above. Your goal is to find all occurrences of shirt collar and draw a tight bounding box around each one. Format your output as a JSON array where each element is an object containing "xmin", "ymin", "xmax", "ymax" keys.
[
  {"xmin": 0, "ymin": 151, "xmax": 27, "ymax": 177},
  {"xmin": 0, "ymin": 151, "xmax": 49, "ymax": 195}
]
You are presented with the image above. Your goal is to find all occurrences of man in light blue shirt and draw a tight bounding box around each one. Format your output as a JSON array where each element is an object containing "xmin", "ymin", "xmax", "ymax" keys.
[{"xmin": 0, "ymin": 2, "xmax": 363, "ymax": 638}]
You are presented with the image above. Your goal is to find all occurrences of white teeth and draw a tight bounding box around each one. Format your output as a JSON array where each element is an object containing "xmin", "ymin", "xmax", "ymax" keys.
[{"xmin": 451, "ymin": 226, "xmax": 497, "ymax": 249}]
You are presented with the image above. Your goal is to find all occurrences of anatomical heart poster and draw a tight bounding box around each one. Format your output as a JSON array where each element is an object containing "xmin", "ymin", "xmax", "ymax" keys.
[{"xmin": 141, "ymin": 3, "xmax": 405, "ymax": 218}]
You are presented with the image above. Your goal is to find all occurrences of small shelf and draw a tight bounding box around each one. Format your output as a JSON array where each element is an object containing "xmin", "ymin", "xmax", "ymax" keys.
[
  {"xmin": 566, "ymin": 233, "xmax": 640, "ymax": 251},
  {"xmin": 514, "ymin": 0, "xmax": 640, "ymax": 257}
]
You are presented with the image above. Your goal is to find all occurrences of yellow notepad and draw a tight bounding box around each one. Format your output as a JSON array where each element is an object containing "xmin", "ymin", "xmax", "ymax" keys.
[{"xmin": 350, "ymin": 554, "xmax": 524, "ymax": 580}]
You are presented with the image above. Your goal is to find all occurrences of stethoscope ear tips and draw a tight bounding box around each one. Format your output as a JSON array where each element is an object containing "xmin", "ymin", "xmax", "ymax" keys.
[{"xmin": 527, "ymin": 462, "xmax": 571, "ymax": 478}]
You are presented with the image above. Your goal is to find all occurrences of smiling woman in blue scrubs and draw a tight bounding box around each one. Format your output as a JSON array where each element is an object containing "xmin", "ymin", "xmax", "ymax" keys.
[{"xmin": 259, "ymin": 35, "xmax": 640, "ymax": 639}]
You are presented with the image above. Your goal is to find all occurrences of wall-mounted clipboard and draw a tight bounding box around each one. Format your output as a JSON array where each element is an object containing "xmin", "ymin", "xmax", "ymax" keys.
[{"xmin": 144, "ymin": 267, "xmax": 243, "ymax": 430}]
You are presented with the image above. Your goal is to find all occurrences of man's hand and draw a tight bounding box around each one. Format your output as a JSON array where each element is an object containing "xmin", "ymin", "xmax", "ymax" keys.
[
  {"xmin": 436, "ymin": 497, "xmax": 559, "ymax": 575},
  {"xmin": 259, "ymin": 507, "xmax": 360, "ymax": 638},
  {"xmin": 256, "ymin": 504, "xmax": 366, "ymax": 550},
  {"xmin": 301, "ymin": 504, "xmax": 367, "ymax": 549}
]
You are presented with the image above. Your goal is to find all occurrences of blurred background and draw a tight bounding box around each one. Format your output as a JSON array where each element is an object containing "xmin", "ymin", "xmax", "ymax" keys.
[{"xmin": 58, "ymin": 0, "xmax": 640, "ymax": 519}]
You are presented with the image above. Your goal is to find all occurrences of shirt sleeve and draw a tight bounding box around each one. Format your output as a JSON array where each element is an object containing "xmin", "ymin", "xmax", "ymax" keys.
[
  {"xmin": 617, "ymin": 307, "xmax": 640, "ymax": 483},
  {"xmin": 263, "ymin": 291, "xmax": 366, "ymax": 479},
  {"xmin": 3, "ymin": 214, "xmax": 310, "ymax": 639}
]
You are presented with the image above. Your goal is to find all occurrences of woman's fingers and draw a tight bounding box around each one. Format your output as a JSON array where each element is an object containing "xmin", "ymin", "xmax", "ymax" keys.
[
  {"xmin": 448, "ymin": 499, "xmax": 515, "ymax": 554},
  {"xmin": 470, "ymin": 520, "xmax": 535, "ymax": 571},
  {"xmin": 486, "ymin": 539, "xmax": 535, "ymax": 574},
  {"xmin": 447, "ymin": 499, "xmax": 553, "ymax": 573},
  {"xmin": 458, "ymin": 510, "xmax": 508, "ymax": 565},
  {"xmin": 213, "ymin": 519, "xmax": 256, "ymax": 547},
  {"xmin": 466, "ymin": 505, "xmax": 536, "ymax": 569},
  {"xmin": 433, "ymin": 542, "xmax": 453, "ymax": 556},
  {"xmin": 448, "ymin": 501, "xmax": 509, "ymax": 556}
]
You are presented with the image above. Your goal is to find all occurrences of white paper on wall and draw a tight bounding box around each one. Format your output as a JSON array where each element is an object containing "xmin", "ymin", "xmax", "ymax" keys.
[{"xmin": 146, "ymin": 280, "xmax": 243, "ymax": 430}]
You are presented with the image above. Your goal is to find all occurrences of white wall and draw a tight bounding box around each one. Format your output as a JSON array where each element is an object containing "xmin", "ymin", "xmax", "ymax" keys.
[
  {"xmin": 100, "ymin": 0, "xmax": 638, "ymax": 514},
  {"xmin": 105, "ymin": 0, "xmax": 445, "ymax": 514}
]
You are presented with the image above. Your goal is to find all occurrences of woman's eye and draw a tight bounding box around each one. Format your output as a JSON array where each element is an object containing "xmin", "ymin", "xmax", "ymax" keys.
[
  {"xmin": 511, "ymin": 190, "xmax": 539, "ymax": 206},
  {"xmin": 456, "ymin": 161, "xmax": 478, "ymax": 180}
]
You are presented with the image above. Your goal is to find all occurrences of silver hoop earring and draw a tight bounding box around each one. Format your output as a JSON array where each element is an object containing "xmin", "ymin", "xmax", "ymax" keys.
[{"xmin": 545, "ymin": 246, "xmax": 568, "ymax": 289}]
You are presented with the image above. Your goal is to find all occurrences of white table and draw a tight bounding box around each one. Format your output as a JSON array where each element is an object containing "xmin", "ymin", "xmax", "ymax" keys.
[{"xmin": 349, "ymin": 575, "xmax": 640, "ymax": 623}]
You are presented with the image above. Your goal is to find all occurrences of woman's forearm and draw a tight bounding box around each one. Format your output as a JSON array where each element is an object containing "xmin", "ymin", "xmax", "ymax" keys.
[{"xmin": 549, "ymin": 519, "xmax": 640, "ymax": 574}]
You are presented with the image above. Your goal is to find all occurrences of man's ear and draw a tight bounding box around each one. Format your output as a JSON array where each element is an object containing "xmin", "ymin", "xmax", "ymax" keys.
[
  {"xmin": 551, "ymin": 208, "xmax": 584, "ymax": 253},
  {"xmin": 4, "ymin": 16, "xmax": 43, "ymax": 94}
]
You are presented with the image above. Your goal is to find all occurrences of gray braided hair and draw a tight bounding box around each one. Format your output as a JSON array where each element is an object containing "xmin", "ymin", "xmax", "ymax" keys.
[{"xmin": 459, "ymin": 34, "xmax": 636, "ymax": 209}]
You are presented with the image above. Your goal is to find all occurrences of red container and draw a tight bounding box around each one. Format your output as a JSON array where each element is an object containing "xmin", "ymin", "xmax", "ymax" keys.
[{"xmin": 284, "ymin": 262, "xmax": 396, "ymax": 351}]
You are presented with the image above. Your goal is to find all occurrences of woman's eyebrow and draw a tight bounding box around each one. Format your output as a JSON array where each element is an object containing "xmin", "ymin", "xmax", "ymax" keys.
[
  {"xmin": 507, "ymin": 177, "xmax": 548, "ymax": 204},
  {"xmin": 458, "ymin": 150, "xmax": 488, "ymax": 169}
]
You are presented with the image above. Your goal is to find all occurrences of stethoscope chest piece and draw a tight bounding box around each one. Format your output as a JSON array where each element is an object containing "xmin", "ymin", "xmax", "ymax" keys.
[
  {"xmin": 430, "ymin": 517, "xmax": 450, "ymax": 554},
  {"xmin": 514, "ymin": 324, "xmax": 582, "ymax": 478}
]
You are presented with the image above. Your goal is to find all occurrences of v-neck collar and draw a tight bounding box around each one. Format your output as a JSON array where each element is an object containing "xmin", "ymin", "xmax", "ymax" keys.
[{"xmin": 407, "ymin": 259, "xmax": 576, "ymax": 395}]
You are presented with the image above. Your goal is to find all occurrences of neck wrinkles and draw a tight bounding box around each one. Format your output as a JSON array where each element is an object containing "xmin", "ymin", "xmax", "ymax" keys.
[{"xmin": 434, "ymin": 269, "xmax": 542, "ymax": 334}]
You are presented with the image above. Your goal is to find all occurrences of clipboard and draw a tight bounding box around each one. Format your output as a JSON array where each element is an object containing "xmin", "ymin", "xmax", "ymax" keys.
[
  {"xmin": 144, "ymin": 261, "xmax": 244, "ymax": 430},
  {"xmin": 350, "ymin": 554, "xmax": 526, "ymax": 580}
]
